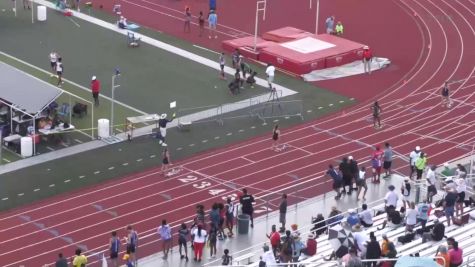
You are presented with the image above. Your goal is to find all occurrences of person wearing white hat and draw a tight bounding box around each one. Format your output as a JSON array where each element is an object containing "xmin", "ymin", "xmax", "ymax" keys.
[
  {"xmin": 409, "ymin": 146, "xmax": 421, "ymax": 179},
  {"xmin": 157, "ymin": 113, "xmax": 176, "ymax": 146},
  {"xmin": 91, "ymin": 75, "xmax": 100, "ymax": 106},
  {"xmin": 362, "ymin": 45, "xmax": 373, "ymax": 74}
]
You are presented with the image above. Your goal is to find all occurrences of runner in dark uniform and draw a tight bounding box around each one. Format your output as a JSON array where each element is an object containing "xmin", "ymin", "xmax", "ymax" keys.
[
  {"xmin": 271, "ymin": 124, "xmax": 280, "ymax": 151},
  {"xmin": 109, "ymin": 231, "xmax": 120, "ymax": 267},
  {"xmin": 161, "ymin": 148, "xmax": 171, "ymax": 176},
  {"xmin": 441, "ymin": 81, "xmax": 451, "ymax": 108},
  {"xmin": 239, "ymin": 188, "xmax": 255, "ymax": 227},
  {"xmin": 371, "ymin": 101, "xmax": 382, "ymax": 129},
  {"xmin": 125, "ymin": 225, "xmax": 138, "ymax": 264}
]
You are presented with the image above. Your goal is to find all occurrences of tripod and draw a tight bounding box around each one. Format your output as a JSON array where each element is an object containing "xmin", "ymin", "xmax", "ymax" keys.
[{"xmin": 263, "ymin": 87, "xmax": 282, "ymax": 116}]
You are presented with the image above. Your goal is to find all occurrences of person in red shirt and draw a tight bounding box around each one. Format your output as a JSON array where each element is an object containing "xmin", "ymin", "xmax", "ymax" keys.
[
  {"xmin": 266, "ymin": 225, "xmax": 281, "ymax": 257},
  {"xmin": 362, "ymin": 46, "xmax": 373, "ymax": 74},
  {"xmin": 302, "ymin": 233, "xmax": 317, "ymax": 256},
  {"xmin": 91, "ymin": 76, "xmax": 101, "ymax": 106},
  {"xmin": 372, "ymin": 144, "xmax": 384, "ymax": 183}
]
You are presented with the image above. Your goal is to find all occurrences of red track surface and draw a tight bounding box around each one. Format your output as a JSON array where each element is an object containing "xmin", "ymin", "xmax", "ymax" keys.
[{"xmin": 1, "ymin": 0, "xmax": 475, "ymax": 266}]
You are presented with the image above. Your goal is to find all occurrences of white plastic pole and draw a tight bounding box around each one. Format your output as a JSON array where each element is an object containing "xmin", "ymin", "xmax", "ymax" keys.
[
  {"xmin": 254, "ymin": 2, "xmax": 259, "ymax": 52},
  {"xmin": 31, "ymin": 0, "xmax": 34, "ymax": 23},
  {"xmin": 111, "ymin": 75, "xmax": 115, "ymax": 136},
  {"xmin": 14, "ymin": 0, "xmax": 17, "ymax": 17},
  {"xmin": 316, "ymin": 0, "xmax": 320, "ymax": 34}
]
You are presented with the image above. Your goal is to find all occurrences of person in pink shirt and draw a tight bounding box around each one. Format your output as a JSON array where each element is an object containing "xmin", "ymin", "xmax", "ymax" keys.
[
  {"xmin": 371, "ymin": 145, "xmax": 384, "ymax": 183},
  {"xmin": 448, "ymin": 239, "xmax": 463, "ymax": 267}
]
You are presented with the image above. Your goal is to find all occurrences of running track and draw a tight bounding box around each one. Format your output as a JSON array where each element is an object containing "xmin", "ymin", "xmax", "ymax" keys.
[{"xmin": 1, "ymin": 0, "xmax": 475, "ymax": 265}]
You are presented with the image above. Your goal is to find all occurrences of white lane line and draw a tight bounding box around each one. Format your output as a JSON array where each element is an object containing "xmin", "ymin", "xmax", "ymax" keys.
[
  {"xmin": 214, "ymin": 136, "xmax": 220, "ymax": 140},
  {"xmin": 339, "ymin": 100, "xmax": 345, "ymax": 103},
  {"xmin": 61, "ymin": 143, "xmax": 69, "ymax": 148},
  {"xmin": 33, "ymin": 188, "xmax": 40, "ymax": 192},
  {"xmin": 226, "ymin": 133, "xmax": 232, "ymax": 136},
  {"xmin": 2, "ymin": 197, "xmax": 8, "ymax": 201},
  {"xmin": 115, "ymin": 128, "xmax": 124, "ymax": 133},
  {"xmin": 238, "ymin": 129, "xmax": 244, "ymax": 133},
  {"xmin": 329, "ymin": 103, "xmax": 334, "ymax": 107},
  {"xmin": 64, "ymin": 179, "xmax": 71, "ymax": 183},
  {"xmin": 176, "ymin": 147, "xmax": 183, "ymax": 151},
  {"xmin": 122, "ymin": 163, "xmax": 129, "ymax": 166},
  {"xmin": 68, "ymin": 17, "xmax": 81, "ymax": 27},
  {"xmin": 307, "ymin": 110, "xmax": 312, "ymax": 113},
  {"xmin": 273, "ymin": 119, "xmax": 279, "ymax": 123},
  {"xmin": 136, "ymin": 159, "xmax": 143, "ymax": 162},
  {"xmin": 192, "ymin": 45, "xmax": 220, "ymax": 55},
  {"xmin": 94, "ymin": 171, "xmax": 101, "ymax": 174},
  {"xmin": 79, "ymin": 175, "xmax": 86, "ymax": 179},
  {"xmin": 189, "ymin": 144, "xmax": 195, "ymax": 147},
  {"xmin": 250, "ymin": 126, "xmax": 256, "ymax": 129},
  {"xmin": 150, "ymin": 155, "xmax": 156, "ymax": 158},
  {"xmin": 262, "ymin": 123, "xmax": 267, "ymax": 126},
  {"xmin": 17, "ymin": 193, "xmax": 24, "ymax": 197},
  {"xmin": 49, "ymin": 184, "xmax": 55, "ymax": 188},
  {"xmin": 318, "ymin": 106, "xmax": 323, "ymax": 109},
  {"xmin": 202, "ymin": 139, "xmax": 208, "ymax": 143},
  {"xmin": 108, "ymin": 167, "xmax": 115, "ymax": 170}
]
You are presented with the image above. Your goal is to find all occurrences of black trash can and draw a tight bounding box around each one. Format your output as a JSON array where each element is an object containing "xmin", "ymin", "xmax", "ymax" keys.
[{"xmin": 237, "ymin": 214, "xmax": 251, "ymax": 234}]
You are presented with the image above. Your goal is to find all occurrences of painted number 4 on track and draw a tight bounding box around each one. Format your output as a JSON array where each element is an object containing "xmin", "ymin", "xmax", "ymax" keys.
[{"xmin": 178, "ymin": 175, "xmax": 237, "ymax": 201}]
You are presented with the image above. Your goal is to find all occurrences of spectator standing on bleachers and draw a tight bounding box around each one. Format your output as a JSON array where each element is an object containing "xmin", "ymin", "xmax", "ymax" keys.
[
  {"xmin": 261, "ymin": 244, "xmax": 277, "ymax": 266},
  {"xmin": 371, "ymin": 144, "xmax": 384, "ymax": 183},
  {"xmin": 365, "ymin": 232, "xmax": 381, "ymax": 267},
  {"xmin": 415, "ymin": 152, "xmax": 428, "ymax": 180},
  {"xmin": 352, "ymin": 224, "xmax": 368, "ymax": 258},
  {"xmin": 340, "ymin": 157, "xmax": 353, "ymax": 195},
  {"xmin": 385, "ymin": 185, "xmax": 399, "ymax": 210},
  {"xmin": 221, "ymin": 249, "xmax": 232, "ymax": 265},
  {"xmin": 91, "ymin": 76, "xmax": 100, "ymax": 107},
  {"xmin": 359, "ymin": 204, "xmax": 373, "ymax": 228},
  {"xmin": 448, "ymin": 238, "xmax": 463, "ymax": 267},
  {"xmin": 405, "ymin": 202, "xmax": 417, "ymax": 231},
  {"xmin": 455, "ymin": 176, "xmax": 467, "ymax": 217},
  {"xmin": 327, "ymin": 164, "xmax": 343, "ymax": 200},
  {"xmin": 311, "ymin": 213, "xmax": 327, "ymax": 237},
  {"xmin": 280, "ymin": 230, "xmax": 294, "ymax": 263},
  {"xmin": 416, "ymin": 199, "xmax": 431, "ymax": 229},
  {"xmin": 72, "ymin": 248, "xmax": 87, "ymax": 267},
  {"xmin": 178, "ymin": 223, "xmax": 189, "ymax": 261},
  {"xmin": 409, "ymin": 146, "xmax": 422, "ymax": 179},
  {"xmin": 292, "ymin": 234, "xmax": 305, "ymax": 263},
  {"xmin": 401, "ymin": 179, "xmax": 411, "ymax": 209},
  {"xmin": 444, "ymin": 187, "xmax": 458, "ymax": 226},
  {"xmin": 225, "ymin": 198, "xmax": 234, "ymax": 237},
  {"xmin": 357, "ymin": 166, "xmax": 368, "ymax": 200},
  {"xmin": 455, "ymin": 164, "xmax": 467, "ymax": 178},
  {"xmin": 240, "ymin": 188, "xmax": 255, "ymax": 227},
  {"xmin": 55, "ymin": 253, "xmax": 68, "ymax": 267},
  {"xmin": 325, "ymin": 16, "xmax": 335, "ymax": 34},
  {"xmin": 267, "ymin": 225, "xmax": 281, "ymax": 257},
  {"xmin": 109, "ymin": 231, "xmax": 120, "ymax": 267},
  {"xmin": 383, "ymin": 142, "xmax": 393, "ymax": 178},
  {"xmin": 346, "ymin": 209, "xmax": 360, "ymax": 228},
  {"xmin": 124, "ymin": 225, "xmax": 138, "ymax": 264},
  {"xmin": 380, "ymin": 234, "xmax": 391, "ymax": 257},
  {"xmin": 192, "ymin": 224, "xmax": 207, "ymax": 262},
  {"xmin": 279, "ymin": 193, "xmax": 287, "ymax": 232},
  {"xmin": 157, "ymin": 219, "xmax": 172, "ymax": 260},
  {"xmin": 342, "ymin": 246, "xmax": 363, "ymax": 266},
  {"xmin": 380, "ymin": 242, "xmax": 397, "ymax": 267},
  {"xmin": 427, "ymin": 165, "xmax": 438, "ymax": 203},
  {"xmin": 349, "ymin": 156, "xmax": 359, "ymax": 192},
  {"xmin": 302, "ymin": 233, "xmax": 317, "ymax": 256},
  {"xmin": 422, "ymin": 218, "xmax": 445, "ymax": 243},
  {"xmin": 435, "ymin": 245, "xmax": 450, "ymax": 267}
]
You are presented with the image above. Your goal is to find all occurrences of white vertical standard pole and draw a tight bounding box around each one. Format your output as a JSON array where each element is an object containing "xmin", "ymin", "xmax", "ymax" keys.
[
  {"xmin": 14, "ymin": 0, "xmax": 17, "ymax": 17},
  {"xmin": 316, "ymin": 0, "xmax": 320, "ymax": 34},
  {"xmin": 253, "ymin": 1, "xmax": 266, "ymax": 52},
  {"xmin": 111, "ymin": 75, "xmax": 115, "ymax": 136},
  {"xmin": 31, "ymin": 0, "xmax": 34, "ymax": 23}
]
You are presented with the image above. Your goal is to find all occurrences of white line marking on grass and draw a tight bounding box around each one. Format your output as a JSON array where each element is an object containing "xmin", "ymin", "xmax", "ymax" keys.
[
  {"xmin": 250, "ymin": 126, "xmax": 256, "ymax": 129},
  {"xmin": 74, "ymin": 139, "xmax": 83, "ymax": 144},
  {"xmin": 273, "ymin": 120, "xmax": 279, "ymax": 123},
  {"xmin": 64, "ymin": 179, "xmax": 71, "ymax": 183},
  {"xmin": 108, "ymin": 167, "xmax": 115, "ymax": 170},
  {"xmin": 329, "ymin": 103, "xmax": 334, "ymax": 107},
  {"xmin": 350, "ymin": 98, "xmax": 355, "ymax": 101},
  {"xmin": 189, "ymin": 144, "xmax": 195, "ymax": 147},
  {"xmin": 3, "ymin": 158, "xmax": 11, "ymax": 163},
  {"xmin": 122, "ymin": 163, "xmax": 129, "ymax": 166},
  {"xmin": 193, "ymin": 45, "xmax": 220, "ymax": 55},
  {"xmin": 17, "ymin": 193, "xmax": 24, "ymax": 197},
  {"xmin": 79, "ymin": 175, "xmax": 85, "ymax": 179},
  {"xmin": 136, "ymin": 158, "xmax": 143, "ymax": 162},
  {"xmin": 202, "ymin": 139, "xmax": 208, "ymax": 143},
  {"xmin": 49, "ymin": 184, "xmax": 55, "ymax": 188},
  {"xmin": 68, "ymin": 17, "xmax": 81, "ymax": 27},
  {"xmin": 318, "ymin": 106, "xmax": 323, "ymax": 109},
  {"xmin": 2, "ymin": 197, "xmax": 8, "ymax": 201},
  {"xmin": 150, "ymin": 155, "xmax": 156, "ymax": 158},
  {"xmin": 214, "ymin": 136, "xmax": 220, "ymax": 140},
  {"xmin": 226, "ymin": 132, "xmax": 232, "ymax": 136},
  {"xmin": 339, "ymin": 100, "xmax": 345, "ymax": 103},
  {"xmin": 33, "ymin": 188, "xmax": 40, "ymax": 192},
  {"xmin": 307, "ymin": 110, "xmax": 312, "ymax": 113},
  {"xmin": 94, "ymin": 171, "xmax": 101, "ymax": 174},
  {"xmin": 177, "ymin": 147, "xmax": 183, "ymax": 151}
]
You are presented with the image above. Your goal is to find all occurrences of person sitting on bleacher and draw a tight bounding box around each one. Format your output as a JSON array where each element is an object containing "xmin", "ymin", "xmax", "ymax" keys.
[
  {"xmin": 380, "ymin": 241, "xmax": 397, "ymax": 267},
  {"xmin": 435, "ymin": 245, "xmax": 450, "ymax": 267},
  {"xmin": 327, "ymin": 206, "xmax": 344, "ymax": 227},
  {"xmin": 301, "ymin": 233, "xmax": 317, "ymax": 256},
  {"xmin": 365, "ymin": 232, "xmax": 381, "ymax": 267},
  {"xmin": 421, "ymin": 218, "xmax": 445, "ymax": 243},
  {"xmin": 260, "ymin": 244, "xmax": 277, "ymax": 266},
  {"xmin": 346, "ymin": 209, "xmax": 360, "ymax": 228},
  {"xmin": 397, "ymin": 228, "xmax": 415, "ymax": 244},
  {"xmin": 378, "ymin": 205, "xmax": 402, "ymax": 230},
  {"xmin": 447, "ymin": 238, "xmax": 463, "ymax": 267},
  {"xmin": 341, "ymin": 246, "xmax": 363, "ymax": 266},
  {"xmin": 311, "ymin": 213, "xmax": 327, "ymax": 237},
  {"xmin": 359, "ymin": 204, "xmax": 374, "ymax": 228},
  {"xmin": 352, "ymin": 224, "xmax": 368, "ymax": 258}
]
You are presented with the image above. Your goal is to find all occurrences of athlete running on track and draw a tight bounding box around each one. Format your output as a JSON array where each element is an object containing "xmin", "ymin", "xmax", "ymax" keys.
[
  {"xmin": 271, "ymin": 124, "xmax": 280, "ymax": 151},
  {"xmin": 371, "ymin": 101, "xmax": 382, "ymax": 129},
  {"xmin": 441, "ymin": 81, "xmax": 452, "ymax": 108}
]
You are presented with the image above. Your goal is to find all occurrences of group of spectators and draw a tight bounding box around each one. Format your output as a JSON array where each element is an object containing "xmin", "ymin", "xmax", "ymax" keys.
[{"xmin": 326, "ymin": 143, "xmax": 394, "ymax": 200}]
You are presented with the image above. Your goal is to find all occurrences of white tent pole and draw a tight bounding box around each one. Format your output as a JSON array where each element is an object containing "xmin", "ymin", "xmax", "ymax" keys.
[
  {"xmin": 33, "ymin": 118, "xmax": 36, "ymax": 155},
  {"xmin": 10, "ymin": 106, "xmax": 13, "ymax": 134},
  {"xmin": 69, "ymin": 95, "xmax": 72, "ymax": 123},
  {"xmin": 31, "ymin": 0, "xmax": 34, "ymax": 24},
  {"xmin": 91, "ymin": 103, "xmax": 94, "ymax": 139}
]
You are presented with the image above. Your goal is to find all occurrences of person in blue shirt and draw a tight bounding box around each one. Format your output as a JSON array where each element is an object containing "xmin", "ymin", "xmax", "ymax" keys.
[
  {"xmin": 110, "ymin": 231, "xmax": 120, "ymax": 267},
  {"xmin": 208, "ymin": 10, "xmax": 218, "ymax": 39},
  {"xmin": 346, "ymin": 209, "xmax": 360, "ymax": 227}
]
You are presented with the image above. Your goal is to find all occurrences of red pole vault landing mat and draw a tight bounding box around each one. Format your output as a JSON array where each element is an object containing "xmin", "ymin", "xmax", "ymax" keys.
[{"xmin": 223, "ymin": 27, "xmax": 366, "ymax": 75}]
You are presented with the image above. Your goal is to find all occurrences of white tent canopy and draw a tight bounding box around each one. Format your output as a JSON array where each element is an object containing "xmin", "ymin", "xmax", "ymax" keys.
[{"xmin": 0, "ymin": 62, "xmax": 63, "ymax": 115}]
